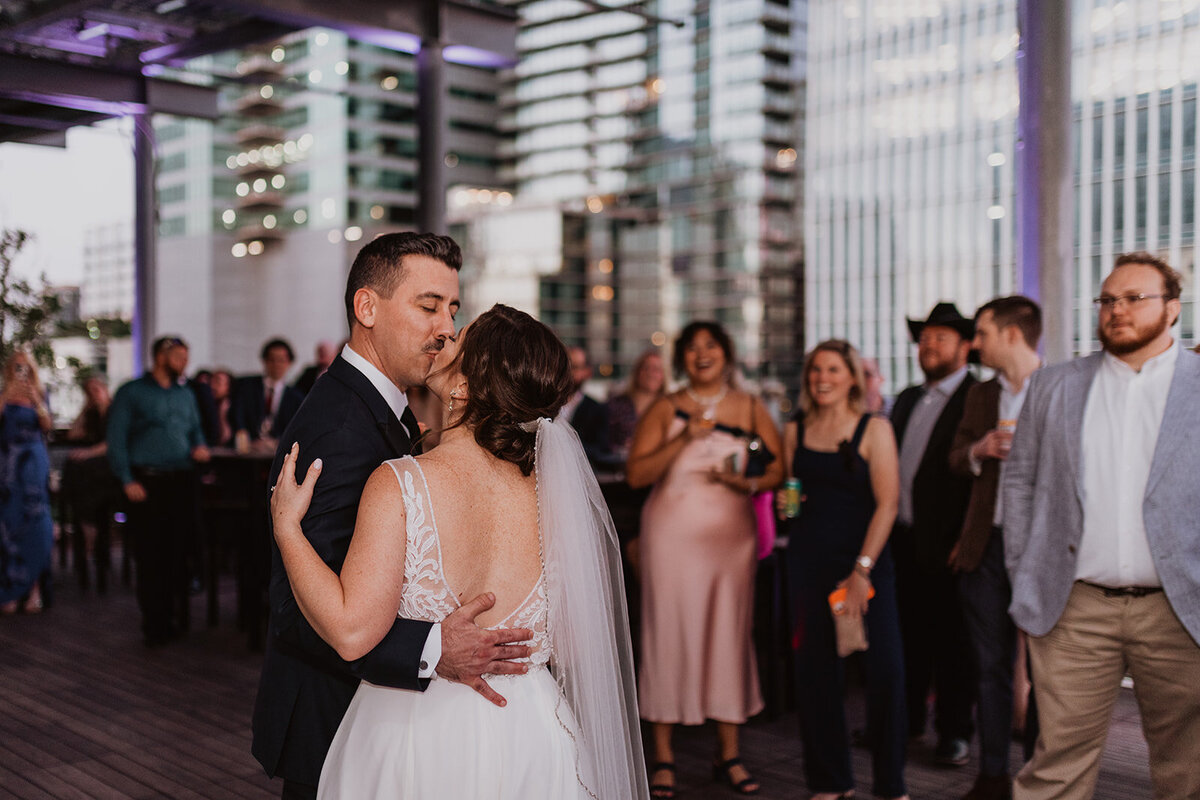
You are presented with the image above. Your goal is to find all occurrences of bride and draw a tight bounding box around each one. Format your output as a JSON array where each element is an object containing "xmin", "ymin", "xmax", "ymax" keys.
[{"xmin": 270, "ymin": 304, "xmax": 648, "ymax": 799}]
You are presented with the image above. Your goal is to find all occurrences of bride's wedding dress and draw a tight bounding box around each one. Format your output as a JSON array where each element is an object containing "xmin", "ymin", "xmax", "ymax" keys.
[{"xmin": 319, "ymin": 455, "xmax": 588, "ymax": 798}]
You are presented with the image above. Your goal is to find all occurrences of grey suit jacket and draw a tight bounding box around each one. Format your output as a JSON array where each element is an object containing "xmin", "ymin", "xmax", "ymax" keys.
[{"xmin": 1002, "ymin": 347, "xmax": 1200, "ymax": 644}]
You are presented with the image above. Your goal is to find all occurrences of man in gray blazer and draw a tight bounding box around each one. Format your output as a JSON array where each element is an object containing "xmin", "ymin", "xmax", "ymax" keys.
[{"xmin": 1003, "ymin": 252, "xmax": 1200, "ymax": 800}]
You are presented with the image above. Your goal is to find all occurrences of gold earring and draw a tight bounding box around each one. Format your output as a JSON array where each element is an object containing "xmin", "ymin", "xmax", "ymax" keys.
[{"xmin": 448, "ymin": 396, "xmax": 455, "ymax": 413}]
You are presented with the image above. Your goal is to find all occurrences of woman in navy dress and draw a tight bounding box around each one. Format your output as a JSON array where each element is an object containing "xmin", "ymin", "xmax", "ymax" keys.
[
  {"xmin": 0, "ymin": 351, "xmax": 54, "ymax": 614},
  {"xmin": 782, "ymin": 340, "xmax": 908, "ymax": 799}
]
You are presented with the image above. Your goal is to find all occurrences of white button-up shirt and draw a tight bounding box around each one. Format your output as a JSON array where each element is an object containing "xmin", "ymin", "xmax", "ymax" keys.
[
  {"xmin": 1076, "ymin": 340, "xmax": 1179, "ymax": 587},
  {"xmin": 897, "ymin": 365, "xmax": 969, "ymax": 526}
]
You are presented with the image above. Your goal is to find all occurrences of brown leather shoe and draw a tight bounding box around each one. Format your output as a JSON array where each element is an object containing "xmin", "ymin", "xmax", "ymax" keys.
[{"xmin": 962, "ymin": 774, "xmax": 1012, "ymax": 800}]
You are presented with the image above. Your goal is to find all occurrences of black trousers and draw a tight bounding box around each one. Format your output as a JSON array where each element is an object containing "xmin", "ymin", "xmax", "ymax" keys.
[
  {"xmin": 128, "ymin": 468, "xmax": 200, "ymax": 640},
  {"xmin": 892, "ymin": 523, "xmax": 976, "ymax": 742},
  {"xmin": 280, "ymin": 779, "xmax": 317, "ymax": 800}
]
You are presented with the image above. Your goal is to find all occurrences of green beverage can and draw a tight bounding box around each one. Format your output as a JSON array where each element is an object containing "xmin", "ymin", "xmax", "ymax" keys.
[{"xmin": 782, "ymin": 478, "xmax": 802, "ymax": 519}]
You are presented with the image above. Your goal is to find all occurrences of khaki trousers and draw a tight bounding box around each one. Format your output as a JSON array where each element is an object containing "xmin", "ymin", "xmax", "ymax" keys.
[{"xmin": 1016, "ymin": 581, "xmax": 1200, "ymax": 800}]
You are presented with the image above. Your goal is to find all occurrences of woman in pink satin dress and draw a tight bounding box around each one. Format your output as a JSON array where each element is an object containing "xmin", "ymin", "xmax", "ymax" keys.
[{"xmin": 627, "ymin": 321, "xmax": 784, "ymax": 799}]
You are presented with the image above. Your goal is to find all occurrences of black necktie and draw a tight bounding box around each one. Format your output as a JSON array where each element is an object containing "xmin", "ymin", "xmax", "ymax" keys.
[{"xmin": 400, "ymin": 406, "xmax": 421, "ymax": 453}]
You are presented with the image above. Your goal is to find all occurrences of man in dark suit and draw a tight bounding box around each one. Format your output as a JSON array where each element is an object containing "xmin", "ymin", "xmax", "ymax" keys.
[
  {"xmin": 948, "ymin": 297, "xmax": 1042, "ymax": 800},
  {"xmin": 563, "ymin": 345, "xmax": 610, "ymax": 470},
  {"xmin": 890, "ymin": 302, "xmax": 977, "ymax": 766},
  {"xmin": 251, "ymin": 233, "xmax": 533, "ymax": 800},
  {"xmin": 232, "ymin": 339, "xmax": 305, "ymax": 446}
]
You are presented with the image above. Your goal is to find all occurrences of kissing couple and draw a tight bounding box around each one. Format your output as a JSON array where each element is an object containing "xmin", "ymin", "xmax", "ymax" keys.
[{"xmin": 251, "ymin": 232, "xmax": 649, "ymax": 798}]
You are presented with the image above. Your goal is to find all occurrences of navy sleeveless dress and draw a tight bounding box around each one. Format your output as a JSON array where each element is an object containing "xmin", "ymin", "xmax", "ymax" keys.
[{"xmin": 787, "ymin": 414, "xmax": 907, "ymax": 798}]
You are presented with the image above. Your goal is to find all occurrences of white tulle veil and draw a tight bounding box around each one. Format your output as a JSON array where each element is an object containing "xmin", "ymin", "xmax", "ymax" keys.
[{"xmin": 524, "ymin": 416, "xmax": 649, "ymax": 800}]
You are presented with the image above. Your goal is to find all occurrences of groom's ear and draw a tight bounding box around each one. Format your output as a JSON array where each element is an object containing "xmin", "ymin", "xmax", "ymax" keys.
[{"xmin": 353, "ymin": 288, "xmax": 378, "ymax": 329}]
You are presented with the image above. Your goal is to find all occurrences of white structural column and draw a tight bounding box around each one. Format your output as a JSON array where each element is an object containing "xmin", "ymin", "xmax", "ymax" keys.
[{"xmin": 1016, "ymin": 0, "xmax": 1073, "ymax": 362}]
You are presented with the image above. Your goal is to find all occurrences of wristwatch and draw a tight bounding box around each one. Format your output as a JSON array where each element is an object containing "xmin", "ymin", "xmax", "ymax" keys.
[{"xmin": 854, "ymin": 555, "xmax": 874, "ymax": 575}]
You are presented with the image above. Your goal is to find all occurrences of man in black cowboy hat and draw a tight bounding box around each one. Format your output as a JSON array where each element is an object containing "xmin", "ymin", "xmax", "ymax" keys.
[{"xmin": 890, "ymin": 302, "xmax": 978, "ymax": 767}]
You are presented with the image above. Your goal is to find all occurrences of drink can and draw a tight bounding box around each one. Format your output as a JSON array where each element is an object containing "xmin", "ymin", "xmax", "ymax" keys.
[{"xmin": 782, "ymin": 478, "xmax": 802, "ymax": 519}]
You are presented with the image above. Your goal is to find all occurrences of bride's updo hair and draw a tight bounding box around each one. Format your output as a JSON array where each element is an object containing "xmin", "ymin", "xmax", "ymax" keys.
[{"xmin": 451, "ymin": 304, "xmax": 573, "ymax": 475}]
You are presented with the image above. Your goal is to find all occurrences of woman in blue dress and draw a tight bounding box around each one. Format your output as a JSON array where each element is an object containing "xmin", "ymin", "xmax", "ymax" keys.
[
  {"xmin": 0, "ymin": 351, "xmax": 54, "ymax": 614},
  {"xmin": 782, "ymin": 340, "xmax": 908, "ymax": 799}
]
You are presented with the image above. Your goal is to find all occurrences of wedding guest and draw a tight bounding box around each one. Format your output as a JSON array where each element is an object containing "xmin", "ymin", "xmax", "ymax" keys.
[
  {"xmin": 293, "ymin": 340, "xmax": 337, "ymax": 396},
  {"xmin": 627, "ymin": 321, "xmax": 784, "ymax": 798},
  {"xmin": 563, "ymin": 346, "xmax": 609, "ymax": 469},
  {"xmin": 208, "ymin": 368, "xmax": 234, "ymax": 447},
  {"xmin": 107, "ymin": 336, "xmax": 210, "ymax": 645},
  {"xmin": 232, "ymin": 339, "xmax": 304, "ymax": 446},
  {"xmin": 862, "ymin": 357, "xmax": 888, "ymax": 415},
  {"xmin": 783, "ymin": 340, "xmax": 908, "ymax": 800},
  {"xmin": 62, "ymin": 375, "xmax": 119, "ymax": 591},
  {"xmin": 891, "ymin": 303, "xmax": 977, "ymax": 764},
  {"xmin": 607, "ymin": 349, "xmax": 667, "ymax": 462},
  {"xmin": 0, "ymin": 351, "xmax": 53, "ymax": 614}
]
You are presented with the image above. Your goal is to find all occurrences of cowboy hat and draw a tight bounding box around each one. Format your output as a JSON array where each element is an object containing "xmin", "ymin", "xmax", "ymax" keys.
[{"xmin": 906, "ymin": 302, "xmax": 975, "ymax": 342}]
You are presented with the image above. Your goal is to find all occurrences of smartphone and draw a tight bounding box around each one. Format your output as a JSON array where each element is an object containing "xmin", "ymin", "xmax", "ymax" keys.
[{"xmin": 828, "ymin": 585, "xmax": 876, "ymax": 615}]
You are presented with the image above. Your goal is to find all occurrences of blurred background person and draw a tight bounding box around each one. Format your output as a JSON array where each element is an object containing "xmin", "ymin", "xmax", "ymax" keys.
[
  {"xmin": 782, "ymin": 340, "xmax": 907, "ymax": 800},
  {"xmin": 232, "ymin": 338, "xmax": 303, "ymax": 449},
  {"xmin": 293, "ymin": 339, "xmax": 337, "ymax": 396},
  {"xmin": 862, "ymin": 357, "xmax": 889, "ymax": 415},
  {"xmin": 0, "ymin": 351, "xmax": 54, "ymax": 614},
  {"xmin": 563, "ymin": 345, "xmax": 609, "ymax": 469},
  {"xmin": 600, "ymin": 348, "xmax": 666, "ymax": 656},
  {"xmin": 107, "ymin": 336, "xmax": 210, "ymax": 645},
  {"xmin": 62, "ymin": 375, "xmax": 119, "ymax": 591},
  {"xmin": 627, "ymin": 321, "xmax": 783, "ymax": 798},
  {"xmin": 207, "ymin": 368, "xmax": 235, "ymax": 447}
]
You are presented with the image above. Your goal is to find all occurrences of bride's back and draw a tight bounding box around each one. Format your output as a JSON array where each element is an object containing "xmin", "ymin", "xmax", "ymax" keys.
[{"xmin": 413, "ymin": 441, "xmax": 542, "ymax": 629}]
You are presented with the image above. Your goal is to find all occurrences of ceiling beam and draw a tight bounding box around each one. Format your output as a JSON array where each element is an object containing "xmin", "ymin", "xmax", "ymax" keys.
[{"xmin": 0, "ymin": 52, "xmax": 219, "ymax": 119}]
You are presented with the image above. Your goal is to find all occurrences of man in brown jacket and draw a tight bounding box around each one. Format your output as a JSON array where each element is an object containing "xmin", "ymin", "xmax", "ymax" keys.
[{"xmin": 948, "ymin": 296, "xmax": 1042, "ymax": 800}]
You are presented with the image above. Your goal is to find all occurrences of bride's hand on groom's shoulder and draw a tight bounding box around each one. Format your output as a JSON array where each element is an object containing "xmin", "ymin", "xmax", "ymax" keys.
[
  {"xmin": 271, "ymin": 442, "xmax": 322, "ymax": 536},
  {"xmin": 436, "ymin": 592, "xmax": 534, "ymax": 708}
]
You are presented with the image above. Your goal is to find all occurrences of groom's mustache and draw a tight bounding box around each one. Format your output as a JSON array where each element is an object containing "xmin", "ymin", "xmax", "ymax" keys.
[{"xmin": 423, "ymin": 339, "xmax": 447, "ymax": 354}]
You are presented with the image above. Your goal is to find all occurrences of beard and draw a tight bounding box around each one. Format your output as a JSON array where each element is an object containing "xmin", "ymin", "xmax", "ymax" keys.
[
  {"xmin": 1098, "ymin": 307, "xmax": 1171, "ymax": 355},
  {"xmin": 919, "ymin": 354, "xmax": 959, "ymax": 383}
]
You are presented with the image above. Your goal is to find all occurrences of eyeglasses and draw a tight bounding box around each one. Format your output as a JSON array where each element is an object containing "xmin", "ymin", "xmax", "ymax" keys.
[{"xmin": 1092, "ymin": 293, "xmax": 1166, "ymax": 311}]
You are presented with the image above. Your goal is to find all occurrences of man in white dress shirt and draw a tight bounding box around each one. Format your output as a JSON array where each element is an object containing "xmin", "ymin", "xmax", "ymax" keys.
[{"xmin": 1003, "ymin": 253, "xmax": 1200, "ymax": 800}]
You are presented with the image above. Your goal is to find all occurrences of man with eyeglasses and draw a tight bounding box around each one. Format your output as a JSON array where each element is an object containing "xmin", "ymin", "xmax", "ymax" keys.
[{"xmin": 1003, "ymin": 252, "xmax": 1200, "ymax": 800}]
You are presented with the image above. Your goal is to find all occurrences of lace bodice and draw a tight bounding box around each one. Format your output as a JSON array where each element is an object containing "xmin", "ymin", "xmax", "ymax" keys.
[{"xmin": 385, "ymin": 456, "xmax": 550, "ymax": 667}]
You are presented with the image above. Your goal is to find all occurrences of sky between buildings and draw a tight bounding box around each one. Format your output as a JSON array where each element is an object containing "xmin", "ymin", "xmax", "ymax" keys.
[{"xmin": 0, "ymin": 120, "xmax": 134, "ymax": 286}]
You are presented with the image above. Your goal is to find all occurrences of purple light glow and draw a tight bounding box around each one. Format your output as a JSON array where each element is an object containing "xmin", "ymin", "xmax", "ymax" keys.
[{"xmin": 443, "ymin": 44, "xmax": 514, "ymax": 69}]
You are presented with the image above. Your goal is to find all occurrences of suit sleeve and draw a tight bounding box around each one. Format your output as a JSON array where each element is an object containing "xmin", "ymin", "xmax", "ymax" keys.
[
  {"xmin": 949, "ymin": 383, "xmax": 990, "ymax": 477},
  {"xmin": 267, "ymin": 423, "xmax": 433, "ymax": 690},
  {"xmin": 1001, "ymin": 370, "xmax": 1046, "ymax": 581},
  {"xmin": 231, "ymin": 378, "xmax": 252, "ymax": 435}
]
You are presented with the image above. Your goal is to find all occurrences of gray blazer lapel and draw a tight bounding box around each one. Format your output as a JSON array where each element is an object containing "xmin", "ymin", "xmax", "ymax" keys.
[
  {"xmin": 1145, "ymin": 349, "xmax": 1200, "ymax": 498},
  {"xmin": 1062, "ymin": 354, "xmax": 1102, "ymax": 506}
]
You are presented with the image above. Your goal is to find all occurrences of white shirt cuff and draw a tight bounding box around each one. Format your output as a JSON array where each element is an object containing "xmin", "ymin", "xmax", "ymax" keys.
[
  {"xmin": 968, "ymin": 444, "xmax": 983, "ymax": 476},
  {"xmin": 418, "ymin": 622, "xmax": 441, "ymax": 679}
]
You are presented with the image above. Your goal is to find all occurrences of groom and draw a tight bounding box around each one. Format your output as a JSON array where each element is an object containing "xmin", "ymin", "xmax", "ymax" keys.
[{"xmin": 251, "ymin": 232, "xmax": 534, "ymax": 799}]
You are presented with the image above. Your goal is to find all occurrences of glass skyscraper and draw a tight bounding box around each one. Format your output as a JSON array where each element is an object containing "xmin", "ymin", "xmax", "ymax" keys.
[{"xmin": 806, "ymin": 0, "xmax": 1197, "ymax": 392}]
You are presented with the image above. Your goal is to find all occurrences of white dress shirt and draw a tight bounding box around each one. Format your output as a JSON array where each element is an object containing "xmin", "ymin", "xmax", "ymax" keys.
[
  {"xmin": 897, "ymin": 364, "xmax": 969, "ymax": 526},
  {"xmin": 1076, "ymin": 340, "xmax": 1179, "ymax": 587},
  {"xmin": 341, "ymin": 344, "xmax": 441, "ymax": 676}
]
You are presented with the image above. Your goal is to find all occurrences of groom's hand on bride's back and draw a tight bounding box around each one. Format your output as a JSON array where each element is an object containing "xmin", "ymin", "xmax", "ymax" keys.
[{"xmin": 436, "ymin": 592, "xmax": 533, "ymax": 707}]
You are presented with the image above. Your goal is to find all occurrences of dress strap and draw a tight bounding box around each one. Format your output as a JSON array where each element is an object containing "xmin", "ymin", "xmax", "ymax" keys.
[{"xmin": 850, "ymin": 414, "xmax": 871, "ymax": 449}]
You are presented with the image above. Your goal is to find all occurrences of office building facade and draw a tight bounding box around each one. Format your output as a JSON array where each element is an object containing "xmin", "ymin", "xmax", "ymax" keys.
[{"xmin": 806, "ymin": 0, "xmax": 1198, "ymax": 392}]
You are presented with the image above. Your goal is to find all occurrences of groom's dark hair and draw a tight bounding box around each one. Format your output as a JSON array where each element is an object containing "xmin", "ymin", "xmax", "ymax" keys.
[
  {"xmin": 434, "ymin": 304, "xmax": 573, "ymax": 476},
  {"xmin": 344, "ymin": 232, "xmax": 463, "ymax": 330}
]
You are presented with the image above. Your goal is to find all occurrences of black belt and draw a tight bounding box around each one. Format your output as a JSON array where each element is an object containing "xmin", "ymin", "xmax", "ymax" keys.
[{"xmin": 1078, "ymin": 580, "xmax": 1163, "ymax": 598}]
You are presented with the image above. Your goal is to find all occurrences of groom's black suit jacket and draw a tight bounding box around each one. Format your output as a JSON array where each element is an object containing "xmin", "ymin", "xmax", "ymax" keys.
[{"xmin": 251, "ymin": 355, "xmax": 431, "ymax": 786}]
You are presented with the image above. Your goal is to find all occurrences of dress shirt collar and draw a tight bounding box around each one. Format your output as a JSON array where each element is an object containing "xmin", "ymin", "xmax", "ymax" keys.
[
  {"xmin": 341, "ymin": 343, "xmax": 410, "ymax": 421},
  {"xmin": 925, "ymin": 364, "xmax": 969, "ymax": 398},
  {"xmin": 1100, "ymin": 338, "xmax": 1179, "ymax": 380}
]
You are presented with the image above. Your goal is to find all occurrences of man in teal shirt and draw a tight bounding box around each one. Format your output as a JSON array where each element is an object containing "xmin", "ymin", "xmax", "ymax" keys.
[{"xmin": 108, "ymin": 336, "xmax": 210, "ymax": 645}]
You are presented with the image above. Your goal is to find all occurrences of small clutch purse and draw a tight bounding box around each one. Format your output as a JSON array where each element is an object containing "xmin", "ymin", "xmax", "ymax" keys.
[{"xmin": 828, "ymin": 585, "xmax": 875, "ymax": 657}]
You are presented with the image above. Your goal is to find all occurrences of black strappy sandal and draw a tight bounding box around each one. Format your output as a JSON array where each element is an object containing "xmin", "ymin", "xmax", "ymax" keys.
[
  {"xmin": 712, "ymin": 757, "xmax": 760, "ymax": 795},
  {"xmin": 650, "ymin": 762, "xmax": 676, "ymax": 799}
]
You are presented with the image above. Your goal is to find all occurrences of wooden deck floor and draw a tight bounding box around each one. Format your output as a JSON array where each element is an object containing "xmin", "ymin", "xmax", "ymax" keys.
[{"xmin": 0, "ymin": 558, "xmax": 1153, "ymax": 799}]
